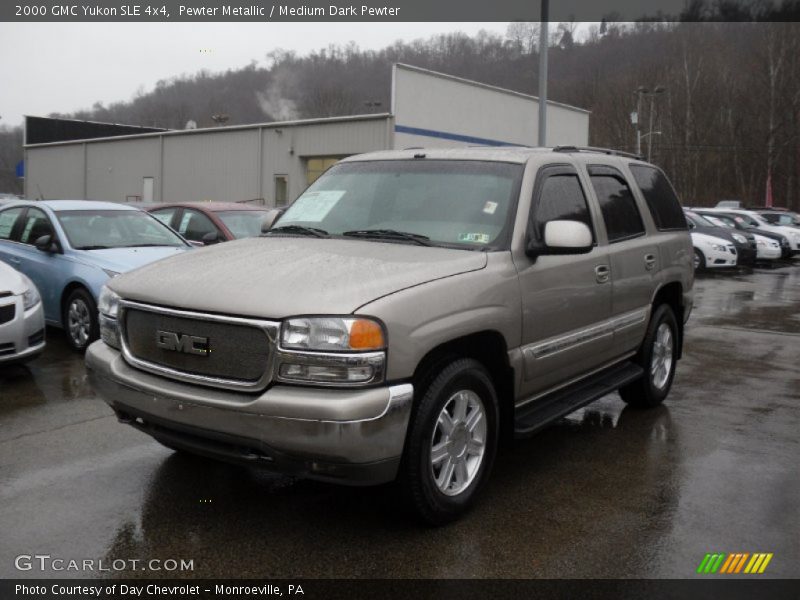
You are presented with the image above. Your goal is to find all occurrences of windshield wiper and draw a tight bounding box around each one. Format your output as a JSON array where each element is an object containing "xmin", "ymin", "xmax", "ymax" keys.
[
  {"xmin": 265, "ymin": 225, "xmax": 329, "ymax": 238},
  {"xmin": 75, "ymin": 245, "xmax": 111, "ymax": 250},
  {"xmin": 342, "ymin": 229, "xmax": 432, "ymax": 246},
  {"xmin": 126, "ymin": 243, "xmax": 174, "ymax": 247}
]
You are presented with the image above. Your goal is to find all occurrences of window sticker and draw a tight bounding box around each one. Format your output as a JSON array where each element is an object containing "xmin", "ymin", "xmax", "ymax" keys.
[
  {"xmin": 458, "ymin": 232, "xmax": 491, "ymax": 244},
  {"xmin": 483, "ymin": 201, "xmax": 498, "ymax": 215},
  {"xmin": 283, "ymin": 190, "xmax": 346, "ymax": 222}
]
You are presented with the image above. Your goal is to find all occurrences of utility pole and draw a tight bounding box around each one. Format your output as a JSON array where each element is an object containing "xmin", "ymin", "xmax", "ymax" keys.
[
  {"xmin": 537, "ymin": 0, "xmax": 549, "ymax": 147},
  {"xmin": 646, "ymin": 86, "xmax": 665, "ymax": 162}
]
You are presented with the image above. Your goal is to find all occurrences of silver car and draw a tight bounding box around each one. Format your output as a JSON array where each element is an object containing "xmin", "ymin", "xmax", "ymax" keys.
[
  {"xmin": 0, "ymin": 260, "xmax": 46, "ymax": 365},
  {"xmin": 87, "ymin": 147, "xmax": 694, "ymax": 524}
]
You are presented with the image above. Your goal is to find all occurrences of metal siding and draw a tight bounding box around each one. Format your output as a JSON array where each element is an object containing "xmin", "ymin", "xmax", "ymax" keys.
[
  {"xmin": 162, "ymin": 129, "xmax": 260, "ymax": 203},
  {"xmin": 26, "ymin": 144, "xmax": 84, "ymax": 199},
  {"xmin": 392, "ymin": 64, "xmax": 589, "ymax": 148},
  {"xmin": 260, "ymin": 118, "xmax": 389, "ymax": 205},
  {"xmin": 86, "ymin": 138, "xmax": 160, "ymax": 202}
]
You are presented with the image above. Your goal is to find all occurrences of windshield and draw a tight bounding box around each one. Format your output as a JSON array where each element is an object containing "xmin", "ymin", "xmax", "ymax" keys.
[
  {"xmin": 686, "ymin": 211, "xmax": 715, "ymax": 227},
  {"xmin": 762, "ymin": 212, "xmax": 800, "ymax": 226},
  {"xmin": 274, "ymin": 160, "xmax": 524, "ymax": 249},
  {"xmin": 57, "ymin": 210, "xmax": 187, "ymax": 249},
  {"xmin": 216, "ymin": 210, "xmax": 272, "ymax": 239},
  {"xmin": 730, "ymin": 213, "xmax": 760, "ymax": 227},
  {"xmin": 705, "ymin": 215, "xmax": 732, "ymax": 228}
]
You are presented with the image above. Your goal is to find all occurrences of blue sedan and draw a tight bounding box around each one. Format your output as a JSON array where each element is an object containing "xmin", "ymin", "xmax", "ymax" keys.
[{"xmin": 0, "ymin": 200, "xmax": 191, "ymax": 350}]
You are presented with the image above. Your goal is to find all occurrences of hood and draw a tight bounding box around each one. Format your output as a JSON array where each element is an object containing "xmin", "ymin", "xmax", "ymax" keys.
[
  {"xmin": 110, "ymin": 237, "xmax": 487, "ymax": 318},
  {"xmin": 0, "ymin": 261, "xmax": 29, "ymax": 295},
  {"xmin": 75, "ymin": 246, "xmax": 189, "ymax": 274},
  {"xmin": 691, "ymin": 232, "xmax": 732, "ymax": 246},
  {"xmin": 692, "ymin": 225, "xmax": 735, "ymax": 244}
]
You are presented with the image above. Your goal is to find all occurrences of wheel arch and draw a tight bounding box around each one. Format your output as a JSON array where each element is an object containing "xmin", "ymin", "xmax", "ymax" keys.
[
  {"xmin": 60, "ymin": 280, "xmax": 96, "ymax": 327},
  {"xmin": 411, "ymin": 330, "xmax": 516, "ymax": 442},
  {"xmin": 650, "ymin": 281, "xmax": 685, "ymax": 359}
]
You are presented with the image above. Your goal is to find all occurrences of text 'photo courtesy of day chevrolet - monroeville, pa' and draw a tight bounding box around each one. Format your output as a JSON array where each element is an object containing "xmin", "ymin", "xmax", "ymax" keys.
[{"xmin": 1, "ymin": 1, "xmax": 799, "ymax": 599}]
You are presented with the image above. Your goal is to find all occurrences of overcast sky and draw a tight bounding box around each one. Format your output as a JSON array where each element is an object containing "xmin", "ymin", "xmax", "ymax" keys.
[{"xmin": 0, "ymin": 23, "xmax": 511, "ymax": 127}]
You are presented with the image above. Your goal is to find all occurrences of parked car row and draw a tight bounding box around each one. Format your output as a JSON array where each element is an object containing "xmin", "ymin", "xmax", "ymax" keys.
[{"xmin": 685, "ymin": 206, "xmax": 800, "ymax": 271}]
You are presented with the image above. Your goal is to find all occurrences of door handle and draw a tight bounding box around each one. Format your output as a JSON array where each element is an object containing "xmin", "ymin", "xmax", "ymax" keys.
[
  {"xmin": 644, "ymin": 254, "xmax": 657, "ymax": 270},
  {"xmin": 595, "ymin": 265, "xmax": 610, "ymax": 284}
]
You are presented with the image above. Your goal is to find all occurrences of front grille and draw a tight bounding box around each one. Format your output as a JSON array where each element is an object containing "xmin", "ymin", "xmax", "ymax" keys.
[
  {"xmin": 0, "ymin": 304, "xmax": 15, "ymax": 325},
  {"xmin": 0, "ymin": 342, "xmax": 15, "ymax": 356},
  {"xmin": 121, "ymin": 304, "xmax": 274, "ymax": 388}
]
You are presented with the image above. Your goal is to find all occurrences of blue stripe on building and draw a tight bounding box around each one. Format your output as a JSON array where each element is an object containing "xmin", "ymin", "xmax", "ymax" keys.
[{"xmin": 394, "ymin": 125, "xmax": 525, "ymax": 148}]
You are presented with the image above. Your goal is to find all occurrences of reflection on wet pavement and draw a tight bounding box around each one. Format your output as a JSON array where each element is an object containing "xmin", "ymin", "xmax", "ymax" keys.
[{"xmin": 1, "ymin": 263, "xmax": 798, "ymax": 579}]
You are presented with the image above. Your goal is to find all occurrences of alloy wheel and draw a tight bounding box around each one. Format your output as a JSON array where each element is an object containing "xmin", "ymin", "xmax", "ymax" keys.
[
  {"xmin": 429, "ymin": 389, "xmax": 487, "ymax": 496},
  {"xmin": 67, "ymin": 299, "xmax": 91, "ymax": 347},
  {"xmin": 650, "ymin": 322, "xmax": 674, "ymax": 390}
]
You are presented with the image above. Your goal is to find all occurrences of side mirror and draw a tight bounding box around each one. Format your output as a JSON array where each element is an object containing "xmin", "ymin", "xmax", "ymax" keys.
[
  {"xmin": 34, "ymin": 234, "xmax": 59, "ymax": 253},
  {"xmin": 261, "ymin": 208, "xmax": 286, "ymax": 233},
  {"xmin": 202, "ymin": 231, "xmax": 221, "ymax": 245},
  {"xmin": 526, "ymin": 220, "xmax": 593, "ymax": 258}
]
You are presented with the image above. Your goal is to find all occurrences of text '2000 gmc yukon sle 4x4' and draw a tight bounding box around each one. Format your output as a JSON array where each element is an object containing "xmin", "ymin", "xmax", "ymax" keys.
[{"xmin": 86, "ymin": 147, "xmax": 693, "ymax": 524}]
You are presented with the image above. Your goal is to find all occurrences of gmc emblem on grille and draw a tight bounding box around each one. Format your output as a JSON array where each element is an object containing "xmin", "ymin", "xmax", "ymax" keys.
[{"xmin": 155, "ymin": 330, "xmax": 210, "ymax": 356}]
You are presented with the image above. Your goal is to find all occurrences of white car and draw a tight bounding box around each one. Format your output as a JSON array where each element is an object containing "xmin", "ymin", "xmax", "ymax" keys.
[
  {"xmin": 0, "ymin": 260, "xmax": 46, "ymax": 365},
  {"xmin": 703, "ymin": 208, "xmax": 800, "ymax": 254},
  {"xmin": 703, "ymin": 215, "xmax": 782, "ymax": 261},
  {"xmin": 691, "ymin": 232, "xmax": 737, "ymax": 270}
]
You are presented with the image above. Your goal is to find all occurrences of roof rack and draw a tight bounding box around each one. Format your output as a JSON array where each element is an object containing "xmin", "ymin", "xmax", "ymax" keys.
[{"xmin": 553, "ymin": 146, "xmax": 645, "ymax": 160}]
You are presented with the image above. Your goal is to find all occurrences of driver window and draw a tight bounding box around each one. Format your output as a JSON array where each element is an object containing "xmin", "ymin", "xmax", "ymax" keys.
[{"xmin": 19, "ymin": 208, "xmax": 55, "ymax": 245}]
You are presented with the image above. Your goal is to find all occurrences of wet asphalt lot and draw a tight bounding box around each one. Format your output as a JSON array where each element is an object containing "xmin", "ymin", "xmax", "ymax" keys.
[{"xmin": 1, "ymin": 263, "xmax": 799, "ymax": 580}]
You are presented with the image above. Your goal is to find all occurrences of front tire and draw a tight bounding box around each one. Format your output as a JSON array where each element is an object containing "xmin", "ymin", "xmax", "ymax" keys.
[
  {"xmin": 619, "ymin": 304, "xmax": 678, "ymax": 408},
  {"xmin": 693, "ymin": 248, "xmax": 706, "ymax": 271},
  {"xmin": 400, "ymin": 358, "xmax": 499, "ymax": 525},
  {"xmin": 63, "ymin": 288, "xmax": 99, "ymax": 351}
]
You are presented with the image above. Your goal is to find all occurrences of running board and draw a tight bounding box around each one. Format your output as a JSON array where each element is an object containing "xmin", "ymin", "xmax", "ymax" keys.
[{"xmin": 514, "ymin": 361, "xmax": 644, "ymax": 437}]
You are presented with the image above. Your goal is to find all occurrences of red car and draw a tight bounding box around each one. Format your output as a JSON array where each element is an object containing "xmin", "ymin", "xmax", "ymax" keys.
[{"xmin": 145, "ymin": 202, "xmax": 281, "ymax": 244}]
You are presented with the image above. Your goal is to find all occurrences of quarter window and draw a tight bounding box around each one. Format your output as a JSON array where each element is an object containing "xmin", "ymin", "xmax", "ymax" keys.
[
  {"xmin": 588, "ymin": 167, "xmax": 645, "ymax": 243},
  {"xmin": 629, "ymin": 165, "xmax": 686, "ymax": 231}
]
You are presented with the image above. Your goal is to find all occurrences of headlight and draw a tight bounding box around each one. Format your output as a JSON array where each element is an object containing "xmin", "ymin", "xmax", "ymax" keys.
[
  {"xmin": 756, "ymin": 239, "xmax": 766, "ymax": 246},
  {"xmin": 732, "ymin": 233, "xmax": 746, "ymax": 244},
  {"xmin": 103, "ymin": 269, "xmax": 121, "ymax": 278},
  {"xmin": 711, "ymin": 244, "xmax": 727, "ymax": 252},
  {"xmin": 97, "ymin": 286, "xmax": 121, "ymax": 349},
  {"xmin": 20, "ymin": 274, "xmax": 41, "ymax": 311},
  {"xmin": 281, "ymin": 317, "xmax": 385, "ymax": 351},
  {"xmin": 770, "ymin": 241, "xmax": 779, "ymax": 247},
  {"xmin": 98, "ymin": 286, "xmax": 120, "ymax": 318},
  {"xmin": 277, "ymin": 316, "xmax": 386, "ymax": 386}
]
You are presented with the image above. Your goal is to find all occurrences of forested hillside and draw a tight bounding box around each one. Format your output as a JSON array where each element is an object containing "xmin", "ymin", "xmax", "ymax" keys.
[{"xmin": 2, "ymin": 19, "xmax": 799, "ymax": 209}]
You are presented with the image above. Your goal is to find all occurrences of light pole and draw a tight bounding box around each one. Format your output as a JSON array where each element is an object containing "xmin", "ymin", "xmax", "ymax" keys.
[
  {"xmin": 537, "ymin": 0, "xmax": 549, "ymax": 147},
  {"xmin": 632, "ymin": 86, "xmax": 665, "ymax": 160},
  {"xmin": 646, "ymin": 86, "xmax": 665, "ymax": 161}
]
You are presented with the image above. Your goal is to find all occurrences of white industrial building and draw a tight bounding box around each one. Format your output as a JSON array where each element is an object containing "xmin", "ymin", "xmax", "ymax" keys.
[{"xmin": 24, "ymin": 64, "xmax": 590, "ymax": 207}]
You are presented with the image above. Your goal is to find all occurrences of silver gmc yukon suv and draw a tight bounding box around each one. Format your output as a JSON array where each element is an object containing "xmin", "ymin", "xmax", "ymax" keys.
[{"xmin": 86, "ymin": 146, "xmax": 693, "ymax": 524}]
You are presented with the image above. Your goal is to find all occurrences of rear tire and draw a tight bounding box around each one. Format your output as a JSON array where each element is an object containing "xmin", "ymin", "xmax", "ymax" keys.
[
  {"xmin": 400, "ymin": 358, "xmax": 499, "ymax": 525},
  {"xmin": 63, "ymin": 288, "xmax": 99, "ymax": 352},
  {"xmin": 619, "ymin": 304, "xmax": 678, "ymax": 408}
]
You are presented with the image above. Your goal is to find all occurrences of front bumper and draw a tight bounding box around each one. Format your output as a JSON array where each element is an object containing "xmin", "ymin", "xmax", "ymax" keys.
[
  {"xmin": 86, "ymin": 342, "xmax": 414, "ymax": 485},
  {"xmin": 0, "ymin": 297, "xmax": 46, "ymax": 365}
]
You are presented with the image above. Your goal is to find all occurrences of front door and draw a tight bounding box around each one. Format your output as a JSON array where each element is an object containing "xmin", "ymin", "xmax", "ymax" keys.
[{"xmin": 515, "ymin": 165, "xmax": 614, "ymax": 399}]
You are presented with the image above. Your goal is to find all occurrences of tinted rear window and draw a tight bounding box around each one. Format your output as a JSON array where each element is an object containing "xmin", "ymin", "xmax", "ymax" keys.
[{"xmin": 629, "ymin": 165, "xmax": 687, "ymax": 231}]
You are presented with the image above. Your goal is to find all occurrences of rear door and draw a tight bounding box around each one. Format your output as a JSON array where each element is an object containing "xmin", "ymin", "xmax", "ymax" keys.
[{"xmin": 586, "ymin": 165, "xmax": 655, "ymax": 355}]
